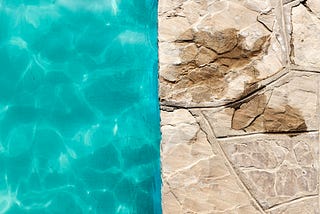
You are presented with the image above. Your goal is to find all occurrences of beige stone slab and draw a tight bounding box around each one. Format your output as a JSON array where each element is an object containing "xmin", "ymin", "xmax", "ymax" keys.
[
  {"xmin": 161, "ymin": 109, "xmax": 212, "ymax": 177},
  {"xmin": 267, "ymin": 197, "xmax": 319, "ymax": 214},
  {"xmin": 292, "ymin": 4, "xmax": 320, "ymax": 68},
  {"xmin": 219, "ymin": 133, "xmax": 319, "ymax": 210},
  {"xmin": 307, "ymin": 0, "xmax": 320, "ymax": 19},
  {"xmin": 202, "ymin": 72, "xmax": 319, "ymax": 137},
  {"xmin": 163, "ymin": 159, "xmax": 261, "ymax": 214},
  {"xmin": 160, "ymin": 109, "xmax": 261, "ymax": 213},
  {"xmin": 159, "ymin": 0, "xmax": 287, "ymax": 107}
]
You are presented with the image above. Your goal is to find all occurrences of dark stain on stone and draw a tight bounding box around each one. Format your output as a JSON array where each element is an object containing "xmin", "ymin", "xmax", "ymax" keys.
[
  {"xmin": 163, "ymin": 28, "xmax": 270, "ymax": 103},
  {"xmin": 231, "ymin": 94, "xmax": 267, "ymax": 130},
  {"xmin": 194, "ymin": 28, "xmax": 239, "ymax": 54},
  {"xmin": 231, "ymin": 94, "xmax": 308, "ymax": 135},
  {"xmin": 261, "ymin": 105, "xmax": 307, "ymax": 133}
]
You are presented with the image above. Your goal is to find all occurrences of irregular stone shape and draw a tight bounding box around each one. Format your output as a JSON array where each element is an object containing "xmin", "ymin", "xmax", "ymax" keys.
[
  {"xmin": 158, "ymin": 0, "xmax": 185, "ymax": 14},
  {"xmin": 160, "ymin": 109, "xmax": 212, "ymax": 176},
  {"xmin": 194, "ymin": 28, "xmax": 238, "ymax": 54},
  {"xmin": 179, "ymin": 43, "xmax": 199, "ymax": 64},
  {"xmin": 220, "ymin": 133, "xmax": 319, "ymax": 209},
  {"xmin": 292, "ymin": 4, "xmax": 320, "ymax": 67},
  {"xmin": 161, "ymin": 109, "xmax": 260, "ymax": 213},
  {"xmin": 196, "ymin": 46, "xmax": 218, "ymax": 66},
  {"xmin": 232, "ymin": 94, "xmax": 268, "ymax": 130},
  {"xmin": 307, "ymin": 0, "xmax": 320, "ymax": 18},
  {"xmin": 159, "ymin": 0, "xmax": 286, "ymax": 107},
  {"xmin": 161, "ymin": 110, "xmax": 199, "ymax": 153},
  {"xmin": 202, "ymin": 72, "xmax": 318, "ymax": 137},
  {"xmin": 268, "ymin": 197, "xmax": 319, "ymax": 214},
  {"xmin": 158, "ymin": 16, "xmax": 191, "ymax": 42},
  {"xmin": 163, "ymin": 158, "xmax": 261, "ymax": 214},
  {"xmin": 162, "ymin": 183, "xmax": 183, "ymax": 214}
]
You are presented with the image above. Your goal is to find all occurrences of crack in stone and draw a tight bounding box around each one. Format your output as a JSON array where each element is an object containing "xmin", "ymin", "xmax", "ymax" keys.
[
  {"xmin": 215, "ymin": 130, "xmax": 319, "ymax": 139},
  {"xmin": 160, "ymin": 68, "xmax": 290, "ymax": 109},
  {"xmin": 301, "ymin": 0, "xmax": 313, "ymax": 13},
  {"xmin": 265, "ymin": 194, "xmax": 318, "ymax": 211},
  {"xmin": 257, "ymin": 12, "xmax": 274, "ymax": 33},
  {"xmin": 195, "ymin": 111, "xmax": 267, "ymax": 213},
  {"xmin": 164, "ymin": 181, "xmax": 183, "ymax": 207}
]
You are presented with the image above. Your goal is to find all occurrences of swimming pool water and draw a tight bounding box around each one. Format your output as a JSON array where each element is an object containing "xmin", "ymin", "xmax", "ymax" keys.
[{"xmin": 0, "ymin": 0, "xmax": 161, "ymax": 213}]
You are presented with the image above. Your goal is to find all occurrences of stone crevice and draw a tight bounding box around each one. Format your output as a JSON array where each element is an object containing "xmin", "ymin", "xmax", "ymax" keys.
[
  {"xmin": 265, "ymin": 194, "xmax": 318, "ymax": 211},
  {"xmin": 278, "ymin": 0, "xmax": 291, "ymax": 64},
  {"xmin": 160, "ymin": 68, "xmax": 290, "ymax": 109},
  {"xmin": 195, "ymin": 111, "xmax": 267, "ymax": 213},
  {"xmin": 215, "ymin": 130, "xmax": 319, "ymax": 139}
]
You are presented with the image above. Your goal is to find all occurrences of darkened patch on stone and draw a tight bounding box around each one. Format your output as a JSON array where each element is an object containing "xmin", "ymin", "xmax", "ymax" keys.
[
  {"xmin": 261, "ymin": 105, "xmax": 307, "ymax": 133},
  {"xmin": 194, "ymin": 28, "xmax": 238, "ymax": 54},
  {"xmin": 161, "ymin": 28, "xmax": 270, "ymax": 103},
  {"xmin": 231, "ymin": 94, "xmax": 308, "ymax": 135},
  {"xmin": 231, "ymin": 94, "xmax": 267, "ymax": 130},
  {"xmin": 240, "ymin": 81, "xmax": 261, "ymax": 100}
]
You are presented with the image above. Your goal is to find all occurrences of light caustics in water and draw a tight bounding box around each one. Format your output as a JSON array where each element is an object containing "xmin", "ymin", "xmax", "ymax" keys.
[{"xmin": 0, "ymin": 0, "xmax": 161, "ymax": 213}]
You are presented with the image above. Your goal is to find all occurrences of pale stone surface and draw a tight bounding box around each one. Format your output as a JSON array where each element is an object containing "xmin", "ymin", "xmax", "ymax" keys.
[
  {"xmin": 159, "ymin": 0, "xmax": 320, "ymax": 213},
  {"xmin": 307, "ymin": 0, "xmax": 320, "ymax": 18},
  {"xmin": 161, "ymin": 109, "xmax": 211, "ymax": 176},
  {"xmin": 268, "ymin": 197, "xmax": 319, "ymax": 214},
  {"xmin": 161, "ymin": 109, "xmax": 260, "ymax": 213},
  {"xmin": 292, "ymin": 4, "xmax": 320, "ymax": 67},
  {"xmin": 220, "ymin": 133, "xmax": 318, "ymax": 209}
]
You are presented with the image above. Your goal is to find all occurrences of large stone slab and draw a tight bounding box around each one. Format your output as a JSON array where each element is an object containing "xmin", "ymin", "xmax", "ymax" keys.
[
  {"xmin": 306, "ymin": 0, "xmax": 320, "ymax": 19},
  {"xmin": 291, "ymin": 4, "xmax": 320, "ymax": 68},
  {"xmin": 159, "ymin": 0, "xmax": 287, "ymax": 107},
  {"xmin": 161, "ymin": 109, "xmax": 260, "ymax": 213},
  {"xmin": 268, "ymin": 197, "xmax": 319, "ymax": 214},
  {"xmin": 201, "ymin": 72, "xmax": 319, "ymax": 137},
  {"xmin": 219, "ymin": 133, "xmax": 319, "ymax": 210}
]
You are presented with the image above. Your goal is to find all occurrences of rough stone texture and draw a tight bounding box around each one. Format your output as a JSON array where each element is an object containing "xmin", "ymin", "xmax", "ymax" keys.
[
  {"xmin": 220, "ymin": 133, "xmax": 318, "ymax": 210},
  {"xmin": 291, "ymin": 4, "xmax": 320, "ymax": 68},
  {"xmin": 202, "ymin": 72, "xmax": 319, "ymax": 137},
  {"xmin": 161, "ymin": 109, "xmax": 261, "ymax": 213},
  {"xmin": 159, "ymin": 0, "xmax": 287, "ymax": 107},
  {"xmin": 268, "ymin": 197, "xmax": 319, "ymax": 214},
  {"xmin": 159, "ymin": 0, "xmax": 320, "ymax": 213}
]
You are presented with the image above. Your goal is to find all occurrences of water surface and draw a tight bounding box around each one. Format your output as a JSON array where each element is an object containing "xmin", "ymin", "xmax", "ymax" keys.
[{"xmin": 0, "ymin": 0, "xmax": 161, "ymax": 213}]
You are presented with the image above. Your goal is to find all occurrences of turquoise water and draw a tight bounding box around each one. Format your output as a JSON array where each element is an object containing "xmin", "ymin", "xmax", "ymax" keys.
[{"xmin": 0, "ymin": 0, "xmax": 161, "ymax": 213}]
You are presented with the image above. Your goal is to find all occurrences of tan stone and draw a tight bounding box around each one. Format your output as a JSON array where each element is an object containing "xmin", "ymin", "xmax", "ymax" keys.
[
  {"xmin": 292, "ymin": 4, "xmax": 320, "ymax": 67},
  {"xmin": 268, "ymin": 197, "xmax": 319, "ymax": 214},
  {"xmin": 203, "ymin": 72, "xmax": 318, "ymax": 137},
  {"xmin": 220, "ymin": 133, "xmax": 319, "ymax": 209},
  {"xmin": 158, "ymin": 0, "xmax": 184, "ymax": 15},
  {"xmin": 161, "ymin": 110, "xmax": 199, "ymax": 154},
  {"xmin": 195, "ymin": 46, "xmax": 218, "ymax": 66},
  {"xmin": 307, "ymin": 0, "xmax": 320, "ymax": 18},
  {"xmin": 161, "ymin": 109, "xmax": 260, "ymax": 213},
  {"xmin": 257, "ymin": 11, "xmax": 275, "ymax": 31},
  {"xmin": 158, "ymin": 16, "xmax": 190, "ymax": 42},
  {"xmin": 194, "ymin": 28, "xmax": 238, "ymax": 54},
  {"xmin": 181, "ymin": 0, "xmax": 208, "ymax": 24},
  {"xmin": 179, "ymin": 43, "xmax": 198, "ymax": 64},
  {"xmin": 159, "ymin": 0, "xmax": 320, "ymax": 213},
  {"xmin": 159, "ymin": 0, "xmax": 286, "ymax": 107},
  {"xmin": 232, "ymin": 94, "xmax": 268, "ymax": 130},
  {"xmin": 164, "ymin": 157, "xmax": 261, "ymax": 213},
  {"xmin": 162, "ymin": 183, "xmax": 183, "ymax": 214}
]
